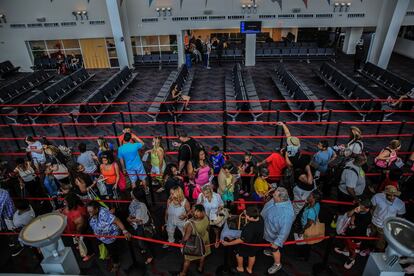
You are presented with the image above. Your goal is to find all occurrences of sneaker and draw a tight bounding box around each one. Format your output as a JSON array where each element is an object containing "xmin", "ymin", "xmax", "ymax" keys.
[
  {"xmin": 11, "ymin": 246, "xmax": 24, "ymax": 257},
  {"xmin": 243, "ymin": 192, "xmax": 250, "ymax": 197},
  {"xmin": 239, "ymin": 190, "xmax": 245, "ymax": 195},
  {"xmin": 162, "ymin": 244, "xmax": 169, "ymax": 249},
  {"xmin": 344, "ymin": 258, "xmax": 355, "ymax": 269},
  {"xmin": 263, "ymin": 249, "xmax": 273, "ymax": 257},
  {"xmin": 334, "ymin": 247, "xmax": 350, "ymax": 256},
  {"xmin": 268, "ymin": 263, "xmax": 282, "ymax": 274}
]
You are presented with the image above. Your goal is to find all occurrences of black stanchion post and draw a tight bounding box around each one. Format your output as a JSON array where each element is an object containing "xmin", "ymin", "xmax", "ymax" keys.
[
  {"xmin": 127, "ymin": 102, "xmax": 133, "ymax": 123},
  {"xmin": 112, "ymin": 121, "xmax": 120, "ymax": 147},
  {"xmin": 324, "ymin": 109, "xmax": 332, "ymax": 136},
  {"xmin": 279, "ymin": 121, "xmax": 285, "ymax": 148},
  {"xmin": 334, "ymin": 121, "xmax": 342, "ymax": 145},
  {"xmin": 172, "ymin": 111, "xmax": 177, "ymax": 136},
  {"xmin": 8, "ymin": 125, "xmax": 21, "ymax": 151},
  {"xmin": 164, "ymin": 122, "xmax": 170, "ymax": 151},
  {"xmin": 40, "ymin": 104, "xmax": 48, "ymax": 123},
  {"xmin": 397, "ymin": 121, "xmax": 406, "ymax": 139},
  {"xmin": 376, "ymin": 110, "xmax": 386, "ymax": 135},
  {"xmin": 275, "ymin": 110, "xmax": 280, "ymax": 137},
  {"xmin": 58, "ymin": 123, "xmax": 68, "ymax": 147},
  {"xmin": 321, "ymin": 99, "xmax": 326, "ymax": 111},
  {"xmin": 120, "ymin": 112, "xmax": 126, "ymax": 126},
  {"xmin": 223, "ymin": 121, "xmax": 228, "ymax": 153},
  {"xmin": 25, "ymin": 113, "xmax": 36, "ymax": 137},
  {"xmin": 267, "ymin": 100, "xmax": 272, "ymax": 122},
  {"xmin": 406, "ymin": 134, "xmax": 414, "ymax": 162},
  {"xmin": 70, "ymin": 113, "xmax": 79, "ymax": 137}
]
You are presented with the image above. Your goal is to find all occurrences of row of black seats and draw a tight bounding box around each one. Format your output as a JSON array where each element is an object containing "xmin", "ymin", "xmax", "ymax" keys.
[
  {"xmin": 359, "ymin": 62, "xmax": 413, "ymax": 97},
  {"xmin": 32, "ymin": 55, "xmax": 83, "ymax": 71},
  {"xmin": 134, "ymin": 54, "xmax": 178, "ymax": 67},
  {"xmin": 79, "ymin": 67, "xmax": 137, "ymax": 122},
  {"xmin": 14, "ymin": 68, "xmax": 94, "ymax": 123},
  {"xmin": 256, "ymin": 47, "xmax": 335, "ymax": 60},
  {"xmin": 271, "ymin": 65, "xmax": 323, "ymax": 121},
  {"xmin": 316, "ymin": 62, "xmax": 382, "ymax": 121},
  {"xmin": 147, "ymin": 64, "xmax": 193, "ymax": 121},
  {"xmin": 0, "ymin": 70, "xmax": 54, "ymax": 104},
  {"xmin": 225, "ymin": 64, "xmax": 263, "ymax": 121},
  {"xmin": 0, "ymin": 61, "xmax": 20, "ymax": 78}
]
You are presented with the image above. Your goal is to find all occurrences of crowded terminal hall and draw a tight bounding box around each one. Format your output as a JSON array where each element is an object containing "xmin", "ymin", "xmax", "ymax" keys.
[{"xmin": 1, "ymin": 0, "xmax": 414, "ymax": 275}]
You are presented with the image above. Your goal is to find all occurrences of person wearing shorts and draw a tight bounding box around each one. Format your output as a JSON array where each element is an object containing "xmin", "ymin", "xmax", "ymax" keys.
[
  {"xmin": 222, "ymin": 207, "xmax": 264, "ymax": 274},
  {"xmin": 118, "ymin": 133, "xmax": 147, "ymax": 190}
]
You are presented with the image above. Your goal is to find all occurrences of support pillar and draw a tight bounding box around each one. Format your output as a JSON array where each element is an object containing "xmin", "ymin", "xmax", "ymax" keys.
[
  {"xmin": 342, "ymin": 27, "xmax": 363, "ymax": 55},
  {"xmin": 105, "ymin": 0, "xmax": 130, "ymax": 68},
  {"xmin": 245, "ymin": 33, "xmax": 256, "ymax": 67},
  {"xmin": 177, "ymin": 31, "xmax": 186, "ymax": 67},
  {"xmin": 368, "ymin": 0, "xmax": 410, "ymax": 69},
  {"xmin": 119, "ymin": 0, "xmax": 134, "ymax": 67}
]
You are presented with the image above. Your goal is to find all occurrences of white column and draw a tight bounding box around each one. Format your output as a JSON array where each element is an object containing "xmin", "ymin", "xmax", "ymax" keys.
[
  {"xmin": 368, "ymin": 0, "xmax": 410, "ymax": 69},
  {"xmin": 119, "ymin": 1, "xmax": 134, "ymax": 67},
  {"xmin": 377, "ymin": 0, "xmax": 410, "ymax": 69},
  {"xmin": 342, "ymin": 27, "xmax": 363, "ymax": 55},
  {"xmin": 105, "ymin": 0, "xmax": 129, "ymax": 69},
  {"xmin": 177, "ymin": 31, "xmax": 186, "ymax": 67},
  {"xmin": 245, "ymin": 34, "xmax": 256, "ymax": 67}
]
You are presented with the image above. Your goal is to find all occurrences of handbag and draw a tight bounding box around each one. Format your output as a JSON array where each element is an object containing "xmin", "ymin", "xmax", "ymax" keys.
[
  {"xmin": 210, "ymin": 208, "xmax": 229, "ymax": 227},
  {"xmin": 304, "ymin": 218, "xmax": 325, "ymax": 245},
  {"xmin": 73, "ymin": 237, "xmax": 88, "ymax": 257},
  {"xmin": 114, "ymin": 163, "xmax": 127, "ymax": 192},
  {"xmin": 96, "ymin": 177, "xmax": 108, "ymax": 196},
  {"xmin": 336, "ymin": 213, "xmax": 352, "ymax": 235},
  {"xmin": 227, "ymin": 211, "xmax": 247, "ymax": 230},
  {"xmin": 183, "ymin": 220, "xmax": 206, "ymax": 257}
]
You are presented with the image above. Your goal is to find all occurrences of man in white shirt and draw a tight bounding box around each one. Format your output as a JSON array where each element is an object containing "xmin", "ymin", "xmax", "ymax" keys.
[
  {"xmin": 370, "ymin": 185, "xmax": 406, "ymax": 251},
  {"xmin": 338, "ymin": 155, "xmax": 367, "ymax": 203},
  {"xmin": 25, "ymin": 136, "xmax": 46, "ymax": 170}
]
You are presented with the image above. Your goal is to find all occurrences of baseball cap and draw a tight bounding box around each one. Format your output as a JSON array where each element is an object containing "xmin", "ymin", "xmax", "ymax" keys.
[{"xmin": 385, "ymin": 185, "xmax": 401, "ymax": 196}]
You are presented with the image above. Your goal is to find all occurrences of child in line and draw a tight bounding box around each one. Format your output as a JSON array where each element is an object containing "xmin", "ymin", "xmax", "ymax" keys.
[
  {"xmin": 238, "ymin": 152, "xmax": 255, "ymax": 197},
  {"xmin": 252, "ymin": 167, "xmax": 271, "ymax": 201},
  {"xmin": 210, "ymin": 146, "xmax": 226, "ymax": 187}
]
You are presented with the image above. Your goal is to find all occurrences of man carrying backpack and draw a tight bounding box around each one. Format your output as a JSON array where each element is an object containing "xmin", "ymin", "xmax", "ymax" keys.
[
  {"xmin": 338, "ymin": 155, "xmax": 367, "ymax": 205},
  {"xmin": 173, "ymin": 132, "xmax": 204, "ymax": 177}
]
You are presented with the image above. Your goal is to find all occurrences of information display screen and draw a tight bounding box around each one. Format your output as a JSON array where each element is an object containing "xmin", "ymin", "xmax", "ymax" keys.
[{"xmin": 240, "ymin": 21, "xmax": 262, "ymax": 34}]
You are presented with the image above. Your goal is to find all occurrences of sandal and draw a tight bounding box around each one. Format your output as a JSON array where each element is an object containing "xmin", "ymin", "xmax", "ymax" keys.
[
  {"xmin": 145, "ymin": 257, "xmax": 153, "ymax": 265},
  {"xmin": 111, "ymin": 263, "xmax": 120, "ymax": 272}
]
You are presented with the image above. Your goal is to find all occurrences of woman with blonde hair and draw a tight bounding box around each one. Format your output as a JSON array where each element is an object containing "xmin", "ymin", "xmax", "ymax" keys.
[
  {"xmin": 145, "ymin": 136, "xmax": 165, "ymax": 189},
  {"xmin": 164, "ymin": 186, "xmax": 191, "ymax": 248},
  {"xmin": 96, "ymin": 137, "xmax": 114, "ymax": 158},
  {"xmin": 375, "ymin": 140, "xmax": 402, "ymax": 170}
]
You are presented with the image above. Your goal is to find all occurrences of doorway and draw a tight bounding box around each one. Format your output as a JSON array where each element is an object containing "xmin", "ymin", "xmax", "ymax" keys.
[{"xmin": 79, "ymin": 38, "xmax": 110, "ymax": 69}]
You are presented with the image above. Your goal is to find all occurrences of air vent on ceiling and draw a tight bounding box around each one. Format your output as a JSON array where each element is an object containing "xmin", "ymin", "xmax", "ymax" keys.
[
  {"xmin": 228, "ymin": 15, "xmax": 244, "ymax": 20},
  {"xmin": 292, "ymin": 8, "xmax": 301, "ymax": 13},
  {"xmin": 44, "ymin": 22, "xmax": 59, "ymax": 27},
  {"xmin": 406, "ymin": 11, "xmax": 414, "ymax": 16},
  {"xmin": 142, "ymin": 18, "xmax": 158, "ymax": 22},
  {"xmin": 190, "ymin": 16, "xmax": 207, "ymax": 21},
  {"xmin": 316, "ymin": 13, "xmax": 333, "ymax": 18},
  {"xmin": 28, "ymin": 23, "xmax": 43, "ymax": 28},
  {"xmin": 36, "ymin": 17, "xmax": 46, "ymax": 23},
  {"xmin": 203, "ymin": 10, "xmax": 213, "ymax": 15},
  {"xmin": 10, "ymin": 24, "xmax": 26, "ymax": 28},
  {"xmin": 172, "ymin": 17, "xmax": 189, "ymax": 21},
  {"xmin": 278, "ymin": 14, "xmax": 295, "ymax": 18},
  {"xmin": 348, "ymin": 13, "xmax": 365, "ymax": 18},
  {"xmin": 259, "ymin": 14, "xmax": 276, "ymax": 19},
  {"xmin": 209, "ymin": 15, "xmax": 225, "ymax": 20},
  {"xmin": 61, "ymin": 22, "xmax": 76, "ymax": 26},
  {"xmin": 89, "ymin": 20, "xmax": 105, "ymax": 25},
  {"xmin": 297, "ymin": 14, "xmax": 314, "ymax": 18}
]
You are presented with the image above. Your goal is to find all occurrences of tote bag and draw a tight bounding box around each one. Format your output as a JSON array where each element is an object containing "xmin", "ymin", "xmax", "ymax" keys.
[
  {"xmin": 183, "ymin": 221, "xmax": 206, "ymax": 257},
  {"xmin": 303, "ymin": 219, "xmax": 325, "ymax": 245}
]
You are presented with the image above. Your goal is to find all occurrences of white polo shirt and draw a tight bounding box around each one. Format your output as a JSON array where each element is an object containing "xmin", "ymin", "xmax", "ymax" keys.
[{"xmin": 371, "ymin": 193, "xmax": 406, "ymax": 229}]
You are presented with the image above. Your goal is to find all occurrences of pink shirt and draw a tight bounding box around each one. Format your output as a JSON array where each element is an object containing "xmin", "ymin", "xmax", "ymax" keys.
[{"xmin": 195, "ymin": 165, "xmax": 211, "ymax": 186}]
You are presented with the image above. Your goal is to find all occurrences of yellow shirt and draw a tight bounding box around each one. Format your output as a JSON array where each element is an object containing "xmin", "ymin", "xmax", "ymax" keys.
[{"xmin": 254, "ymin": 177, "xmax": 269, "ymax": 197}]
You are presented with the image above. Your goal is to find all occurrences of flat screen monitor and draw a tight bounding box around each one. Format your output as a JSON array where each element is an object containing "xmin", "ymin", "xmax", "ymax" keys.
[{"xmin": 240, "ymin": 21, "xmax": 262, "ymax": 34}]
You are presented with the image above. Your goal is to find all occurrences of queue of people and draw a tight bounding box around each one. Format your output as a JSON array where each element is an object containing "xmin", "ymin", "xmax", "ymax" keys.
[{"xmin": 0, "ymin": 123, "xmax": 414, "ymax": 275}]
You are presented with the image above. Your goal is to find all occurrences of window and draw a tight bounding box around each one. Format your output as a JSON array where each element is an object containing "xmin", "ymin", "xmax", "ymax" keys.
[
  {"xmin": 27, "ymin": 39, "xmax": 82, "ymax": 62},
  {"xmin": 131, "ymin": 35, "xmax": 178, "ymax": 57},
  {"xmin": 106, "ymin": 38, "xmax": 118, "ymax": 68}
]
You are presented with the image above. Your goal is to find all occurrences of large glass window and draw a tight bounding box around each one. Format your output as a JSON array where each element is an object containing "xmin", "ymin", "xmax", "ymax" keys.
[
  {"xmin": 131, "ymin": 35, "xmax": 178, "ymax": 57},
  {"xmin": 106, "ymin": 38, "xmax": 119, "ymax": 68},
  {"xmin": 27, "ymin": 39, "xmax": 82, "ymax": 61}
]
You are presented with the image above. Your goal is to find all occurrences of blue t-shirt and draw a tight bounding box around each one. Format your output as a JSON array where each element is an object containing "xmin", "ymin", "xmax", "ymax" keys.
[
  {"xmin": 313, "ymin": 147, "xmax": 334, "ymax": 173},
  {"xmin": 301, "ymin": 203, "xmax": 320, "ymax": 227},
  {"xmin": 210, "ymin": 153, "xmax": 225, "ymax": 174},
  {"xmin": 117, "ymin": 142, "xmax": 143, "ymax": 170}
]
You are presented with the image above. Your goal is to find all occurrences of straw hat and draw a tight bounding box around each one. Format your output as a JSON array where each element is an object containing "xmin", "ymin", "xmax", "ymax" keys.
[
  {"xmin": 385, "ymin": 185, "xmax": 401, "ymax": 196},
  {"xmin": 287, "ymin": 136, "xmax": 300, "ymax": 147}
]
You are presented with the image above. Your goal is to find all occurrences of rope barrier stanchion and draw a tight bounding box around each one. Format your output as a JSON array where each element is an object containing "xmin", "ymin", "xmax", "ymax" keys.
[
  {"xmin": 398, "ymin": 120, "xmax": 406, "ymax": 140},
  {"xmin": 334, "ymin": 121, "xmax": 342, "ymax": 145},
  {"xmin": 324, "ymin": 109, "xmax": 332, "ymax": 136},
  {"xmin": 267, "ymin": 100, "xmax": 272, "ymax": 122},
  {"xmin": 69, "ymin": 113, "xmax": 79, "ymax": 137},
  {"xmin": 164, "ymin": 122, "xmax": 171, "ymax": 151},
  {"xmin": 58, "ymin": 123, "xmax": 68, "ymax": 148},
  {"xmin": 120, "ymin": 112, "xmax": 126, "ymax": 126},
  {"xmin": 172, "ymin": 111, "xmax": 177, "ymax": 136},
  {"xmin": 127, "ymin": 101, "xmax": 133, "ymax": 123},
  {"xmin": 376, "ymin": 110, "xmax": 386, "ymax": 135},
  {"xmin": 406, "ymin": 134, "xmax": 414, "ymax": 162},
  {"xmin": 112, "ymin": 121, "xmax": 120, "ymax": 147}
]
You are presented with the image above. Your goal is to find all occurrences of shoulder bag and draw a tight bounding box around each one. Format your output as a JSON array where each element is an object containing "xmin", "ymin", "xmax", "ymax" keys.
[
  {"xmin": 303, "ymin": 207, "xmax": 325, "ymax": 245},
  {"xmin": 183, "ymin": 220, "xmax": 206, "ymax": 257}
]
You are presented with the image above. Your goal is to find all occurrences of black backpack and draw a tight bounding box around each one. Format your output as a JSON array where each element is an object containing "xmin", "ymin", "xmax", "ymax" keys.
[{"xmin": 329, "ymin": 157, "xmax": 358, "ymax": 187}]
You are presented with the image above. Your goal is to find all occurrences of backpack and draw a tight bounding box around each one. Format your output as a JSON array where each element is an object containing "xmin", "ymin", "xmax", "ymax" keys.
[{"xmin": 328, "ymin": 157, "xmax": 356, "ymax": 187}]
